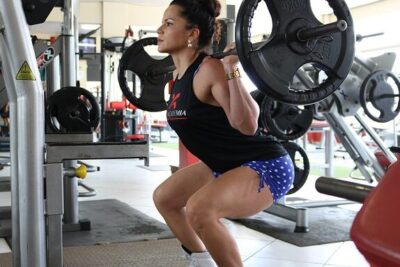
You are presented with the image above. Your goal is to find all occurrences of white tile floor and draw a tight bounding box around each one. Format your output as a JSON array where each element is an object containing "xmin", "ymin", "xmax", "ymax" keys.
[{"xmin": 0, "ymin": 146, "xmax": 370, "ymax": 267}]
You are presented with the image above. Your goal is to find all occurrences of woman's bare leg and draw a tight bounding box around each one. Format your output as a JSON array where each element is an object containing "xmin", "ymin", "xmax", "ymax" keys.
[
  {"xmin": 153, "ymin": 161, "xmax": 214, "ymax": 252},
  {"xmin": 186, "ymin": 166, "xmax": 274, "ymax": 267}
]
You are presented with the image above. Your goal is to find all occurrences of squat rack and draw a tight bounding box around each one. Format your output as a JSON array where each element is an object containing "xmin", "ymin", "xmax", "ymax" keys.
[
  {"xmin": 0, "ymin": 0, "xmax": 47, "ymax": 266},
  {"xmin": 0, "ymin": 1, "xmax": 151, "ymax": 267}
]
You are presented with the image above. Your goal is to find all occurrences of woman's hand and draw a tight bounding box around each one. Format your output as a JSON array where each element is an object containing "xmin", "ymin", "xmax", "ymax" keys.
[{"xmin": 221, "ymin": 42, "xmax": 239, "ymax": 69}]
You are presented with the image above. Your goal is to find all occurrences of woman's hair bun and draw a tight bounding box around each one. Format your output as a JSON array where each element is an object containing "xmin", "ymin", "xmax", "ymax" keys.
[{"xmin": 198, "ymin": 0, "xmax": 221, "ymax": 18}]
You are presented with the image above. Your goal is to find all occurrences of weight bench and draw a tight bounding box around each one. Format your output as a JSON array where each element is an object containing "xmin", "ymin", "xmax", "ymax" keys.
[{"xmin": 350, "ymin": 158, "xmax": 400, "ymax": 266}]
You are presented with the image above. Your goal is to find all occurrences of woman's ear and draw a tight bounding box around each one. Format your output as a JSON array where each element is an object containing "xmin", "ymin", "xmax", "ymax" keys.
[{"xmin": 189, "ymin": 27, "xmax": 200, "ymax": 43}]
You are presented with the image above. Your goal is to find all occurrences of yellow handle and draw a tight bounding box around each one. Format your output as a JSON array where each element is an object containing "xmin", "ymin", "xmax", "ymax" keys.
[{"xmin": 75, "ymin": 164, "xmax": 87, "ymax": 179}]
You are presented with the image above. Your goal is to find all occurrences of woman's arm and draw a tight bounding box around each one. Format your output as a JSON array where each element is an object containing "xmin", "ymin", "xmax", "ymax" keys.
[{"xmin": 196, "ymin": 57, "xmax": 260, "ymax": 136}]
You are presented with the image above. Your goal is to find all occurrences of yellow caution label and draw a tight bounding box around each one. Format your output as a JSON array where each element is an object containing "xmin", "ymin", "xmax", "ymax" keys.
[{"xmin": 16, "ymin": 61, "xmax": 36, "ymax": 81}]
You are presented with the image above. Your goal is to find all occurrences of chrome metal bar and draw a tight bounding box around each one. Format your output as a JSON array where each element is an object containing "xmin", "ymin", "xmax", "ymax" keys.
[
  {"xmin": 265, "ymin": 203, "xmax": 309, "ymax": 233},
  {"xmin": 355, "ymin": 113, "xmax": 397, "ymax": 164},
  {"xmin": 44, "ymin": 163, "xmax": 64, "ymax": 267},
  {"xmin": 324, "ymin": 108, "xmax": 384, "ymax": 181},
  {"xmin": 0, "ymin": 27, "xmax": 21, "ymax": 267},
  {"xmin": 46, "ymin": 56, "xmax": 61, "ymax": 98},
  {"xmin": 394, "ymin": 120, "xmax": 398, "ymax": 147},
  {"xmin": 45, "ymin": 141, "xmax": 149, "ymax": 163},
  {"xmin": 316, "ymin": 177, "xmax": 374, "ymax": 203},
  {"xmin": 63, "ymin": 160, "xmax": 79, "ymax": 224},
  {"xmin": 61, "ymin": 0, "xmax": 80, "ymax": 230},
  {"xmin": 61, "ymin": 0, "xmax": 77, "ymax": 87},
  {"xmin": 0, "ymin": 1, "xmax": 46, "ymax": 266},
  {"xmin": 324, "ymin": 128, "xmax": 334, "ymax": 177},
  {"xmin": 297, "ymin": 20, "xmax": 347, "ymax": 42}
]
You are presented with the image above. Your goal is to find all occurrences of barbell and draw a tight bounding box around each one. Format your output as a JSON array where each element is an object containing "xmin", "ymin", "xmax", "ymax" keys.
[
  {"xmin": 150, "ymin": 19, "xmax": 348, "ymax": 77},
  {"xmin": 118, "ymin": 0, "xmax": 355, "ymax": 111}
]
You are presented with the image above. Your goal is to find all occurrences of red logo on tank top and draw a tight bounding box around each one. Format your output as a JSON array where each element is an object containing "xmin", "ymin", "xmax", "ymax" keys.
[
  {"xmin": 169, "ymin": 92, "xmax": 181, "ymax": 109},
  {"xmin": 167, "ymin": 92, "xmax": 187, "ymax": 120}
]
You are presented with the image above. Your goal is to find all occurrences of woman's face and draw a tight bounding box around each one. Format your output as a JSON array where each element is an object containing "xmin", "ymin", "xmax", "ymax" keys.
[{"xmin": 157, "ymin": 4, "xmax": 192, "ymax": 54}]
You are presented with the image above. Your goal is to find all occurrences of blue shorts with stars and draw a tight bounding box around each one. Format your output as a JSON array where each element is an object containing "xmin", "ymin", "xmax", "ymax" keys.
[{"xmin": 212, "ymin": 154, "xmax": 295, "ymax": 202}]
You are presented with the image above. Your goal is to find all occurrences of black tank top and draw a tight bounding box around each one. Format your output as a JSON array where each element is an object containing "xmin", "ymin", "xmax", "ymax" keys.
[{"xmin": 167, "ymin": 53, "xmax": 287, "ymax": 173}]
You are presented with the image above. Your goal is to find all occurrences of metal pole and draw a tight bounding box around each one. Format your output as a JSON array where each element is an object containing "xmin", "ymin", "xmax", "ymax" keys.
[
  {"xmin": 61, "ymin": 0, "xmax": 77, "ymax": 86},
  {"xmin": 393, "ymin": 119, "xmax": 398, "ymax": 147},
  {"xmin": 0, "ymin": 30, "xmax": 21, "ymax": 267},
  {"xmin": 324, "ymin": 108, "xmax": 384, "ymax": 181},
  {"xmin": 61, "ymin": 0, "xmax": 80, "ymax": 225},
  {"xmin": 324, "ymin": 128, "xmax": 334, "ymax": 177},
  {"xmin": 355, "ymin": 114, "xmax": 397, "ymax": 164},
  {"xmin": 316, "ymin": 177, "xmax": 373, "ymax": 203},
  {"xmin": 0, "ymin": 1, "xmax": 46, "ymax": 266},
  {"xmin": 46, "ymin": 56, "xmax": 61, "ymax": 98},
  {"xmin": 100, "ymin": 39, "xmax": 106, "ymax": 140}
]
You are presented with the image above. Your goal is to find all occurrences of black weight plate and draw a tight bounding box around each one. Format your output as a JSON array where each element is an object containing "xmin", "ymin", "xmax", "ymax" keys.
[
  {"xmin": 118, "ymin": 37, "xmax": 174, "ymax": 111},
  {"xmin": 281, "ymin": 141, "xmax": 310, "ymax": 195},
  {"xmin": 235, "ymin": 0, "xmax": 355, "ymax": 105},
  {"xmin": 260, "ymin": 96, "xmax": 313, "ymax": 140},
  {"xmin": 23, "ymin": 0, "xmax": 58, "ymax": 25},
  {"xmin": 360, "ymin": 69, "xmax": 400, "ymax": 123},
  {"xmin": 46, "ymin": 86, "xmax": 100, "ymax": 133},
  {"xmin": 250, "ymin": 89, "xmax": 265, "ymax": 105}
]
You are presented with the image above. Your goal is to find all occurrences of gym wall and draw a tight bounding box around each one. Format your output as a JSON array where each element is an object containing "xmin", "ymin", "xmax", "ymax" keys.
[{"xmin": 35, "ymin": 0, "xmax": 227, "ymax": 38}]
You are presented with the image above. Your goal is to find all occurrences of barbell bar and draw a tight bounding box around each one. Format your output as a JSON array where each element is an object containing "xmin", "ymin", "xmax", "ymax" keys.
[
  {"xmin": 118, "ymin": 0, "xmax": 355, "ymax": 111},
  {"xmin": 151, "ymin": 19, "xmax": 348, "ymax": 78}
]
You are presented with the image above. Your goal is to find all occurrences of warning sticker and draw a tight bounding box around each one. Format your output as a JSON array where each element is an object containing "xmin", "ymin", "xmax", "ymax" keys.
[{"xmin": 16, "ymin": 61, "xmax": 36, "ymax": 81}]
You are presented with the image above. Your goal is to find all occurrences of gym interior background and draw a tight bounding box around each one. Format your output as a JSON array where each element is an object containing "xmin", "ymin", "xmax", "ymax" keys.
[{"xmin": 0, "ymin": 0, "xmax": 400, "ymax": 266}]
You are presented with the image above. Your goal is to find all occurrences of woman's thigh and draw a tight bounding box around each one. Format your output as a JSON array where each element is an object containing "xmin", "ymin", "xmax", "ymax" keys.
[
  {"xmin": 189, "ymin": 166, "xmax": 273, "ymax": 219},
  {"xmin": 154, "ymin": 161, "xmax": 215, "ymax": 208}
]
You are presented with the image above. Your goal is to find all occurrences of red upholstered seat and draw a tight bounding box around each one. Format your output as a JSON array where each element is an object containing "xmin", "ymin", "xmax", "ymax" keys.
[
  {"xmin": 350, "ymin": 159, "xmax": 400, "ymax": 267},
  {"xmin": 375, "ymin": 150, "xmax": 400, "ymax": 171}
]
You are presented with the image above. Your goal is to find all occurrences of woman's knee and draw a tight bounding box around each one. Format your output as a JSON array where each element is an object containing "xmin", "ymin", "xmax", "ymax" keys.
[
  {"xmin": 153, "ymin": 182, "xmax": 177, "ymax": 211},
  {"xmin": 186, "ymin": 196, "xmax": 217, "ymax": 232}
]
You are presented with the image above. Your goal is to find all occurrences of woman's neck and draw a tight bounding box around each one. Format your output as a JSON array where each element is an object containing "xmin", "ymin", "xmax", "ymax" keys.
[{"xmin": 172, "ymin": 49, "xmax": 201, "ymax": 79}]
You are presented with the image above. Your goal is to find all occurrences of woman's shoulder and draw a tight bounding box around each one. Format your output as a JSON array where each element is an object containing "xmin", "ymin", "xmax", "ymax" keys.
[
  {"xmin": 197, "ymin": 55, "xmax": 224, "ymax": 79},
  {"xmin": 201, "ymin": 54, "xmax": 222, "ymax": 67}
]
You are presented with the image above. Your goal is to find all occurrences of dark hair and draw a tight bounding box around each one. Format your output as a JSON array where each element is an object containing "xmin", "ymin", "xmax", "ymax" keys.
[{"xmin": 170, "ymin": 0, "xmax": 221, "ymax": 49}]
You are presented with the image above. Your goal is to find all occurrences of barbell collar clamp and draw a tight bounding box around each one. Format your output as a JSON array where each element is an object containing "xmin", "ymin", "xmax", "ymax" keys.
[{"xmin": 297, "ymin": 20, "xmax": 348, "ymax": 42}]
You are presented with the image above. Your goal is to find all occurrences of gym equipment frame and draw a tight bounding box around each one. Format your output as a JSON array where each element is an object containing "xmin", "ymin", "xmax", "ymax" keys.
[
  {"xmin": 0, "ymin": 1, "xmax": 47, "ymax": 265},
  {"xmin": 0, "ymin": 1, "xmax": 151, "ymax": 266},
  {"xmin": 264, "ymin": 52, "xmax": 398, "ymax": 233}
]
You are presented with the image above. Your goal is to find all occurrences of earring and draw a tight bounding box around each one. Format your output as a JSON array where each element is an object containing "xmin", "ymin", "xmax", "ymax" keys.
[{"xmin": 187, "ymin": 39, "xmax": 193, "ymax": 48}]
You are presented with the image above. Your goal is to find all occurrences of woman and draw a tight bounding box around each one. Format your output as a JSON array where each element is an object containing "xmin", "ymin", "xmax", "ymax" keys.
[{"xmin": 153, "ymin": 1, "xmax": 294, "ymax": 266}]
